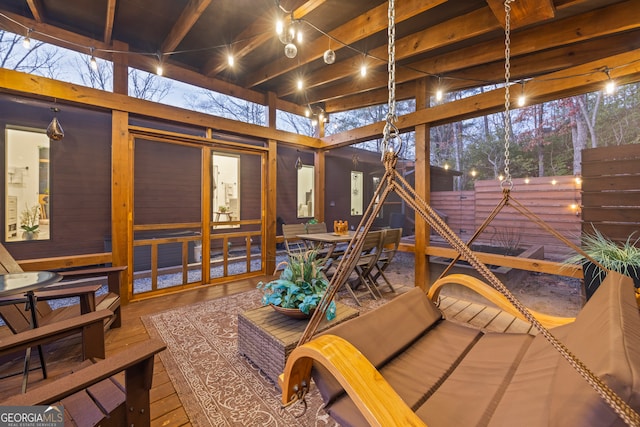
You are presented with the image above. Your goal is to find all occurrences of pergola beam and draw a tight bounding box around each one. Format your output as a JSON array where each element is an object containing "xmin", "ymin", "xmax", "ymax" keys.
[
  {"xmin": 25, "ymin": 0, "xmax": 44, "ymax": 23},
  {"xmin": 244, "ymin": 0, "xmax": 445, "ymax": 89},
  {"xmin": 103, "ymin": 0, "xmax": 117, "ymax": 44},
  {"xmin": 161, "ymin": 0, "xmax": 212, "ymax": 53},
  {"xmin": 308, "ymin": 0, "xmax": 640, "ymax": 105},
  {"xmin": 321, "ymin": 49, "xmax": 640, "ymax": 147}
]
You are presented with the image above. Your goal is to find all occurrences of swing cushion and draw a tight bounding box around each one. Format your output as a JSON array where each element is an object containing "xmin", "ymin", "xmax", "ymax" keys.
[{"xmin": 312, "ymin": 271, "xmax": 640, "ymax": 427}]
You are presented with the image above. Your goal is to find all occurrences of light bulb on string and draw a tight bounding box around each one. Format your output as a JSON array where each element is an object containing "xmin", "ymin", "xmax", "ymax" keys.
[
  {"xmin": 284, "ymin": 43, "xmax": 297, "ymax": 58},
  {"xmin": 360, "ymin": 62, "xmax": 367, "ymax": 77},
  {"xmin": 22, "ymin": 29, "xmax": 32, "ymax": 49},
  {"xmin": 323, "ymin": 48, "xmax": 335, "ymax": 64},
  {"xmin": 275, "ymin": 19, "xmax": 284, "ymax": 36},
  {"xmin": 517, "ymin": 81, "xmax": 526, "ymax": 107},
  {"xmin": 156, "ymin": 53, "xmax": 163, "ymax": 76},
  {"xmin": 305, "ymin": 107, "xmax": 311, "ymax": 117},
  {"xmin": 296, "ymin": 78, "xmax": 303, "ymax": 91},
  {"xmin": 90, "ymin": 48, "xmax": 98, "ymax": 70},
  {"xmin": 435, "ymin": 76, "xmax": 443, "ymax": 101},
  {"xmin": 603, "ymin": 68, "xmax": 616, "ymax": 95},
  {"xmin": 227, "ymin": 53, "xmax": 235, "ymax": 67}
]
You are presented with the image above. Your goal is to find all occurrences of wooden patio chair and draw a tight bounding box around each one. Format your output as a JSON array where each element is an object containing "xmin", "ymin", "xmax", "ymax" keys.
[
  {"xmin": 370, "ymin": 227, "xmax": 402, "ymax": 293},
  {"xmin": 282, "ymin": 223, "xmax": 309, "ymax": 256},
  {"xmin": 0, "ymin": 243, "xmax": 124, "ymax": 333},
  {"xmin": 1, "ymin": 338, "xmax": 166, "ymax": 427},
  {"xmin": 342, "ymin": 230, "xmax": 384, "ymax": 305}
]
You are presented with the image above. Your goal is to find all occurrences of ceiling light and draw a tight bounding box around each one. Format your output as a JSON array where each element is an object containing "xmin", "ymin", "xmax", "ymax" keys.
[
  {"xmin": 296, "ymin": 78, "xmax": 303, "ymax": 91},
  {"xmin": 227, "ymin": 54, "xmax": 234, "ymax": 67},
  {"xmin": 284, "ymin": 43, "xmax": 297, "ymax": 58},
  {"xmin": 435, "ymin": 89, "xmax": 443, "ymax": 102},
  {"xmin": 517, "ymin": 81, "xmax": 526, "ymax": 106},
  {"xmin": 360, "ymin": 64, "xmax": 367, "ymax": 77},
  {"xmin": 323, "ymin": 49, "xmax": 335, "ymax": 64}
]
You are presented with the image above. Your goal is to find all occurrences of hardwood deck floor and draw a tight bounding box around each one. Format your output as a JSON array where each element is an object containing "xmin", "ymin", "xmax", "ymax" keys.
[{"xmin": 0, "ymin": 276, "xmax": 532, "ymax": 427}]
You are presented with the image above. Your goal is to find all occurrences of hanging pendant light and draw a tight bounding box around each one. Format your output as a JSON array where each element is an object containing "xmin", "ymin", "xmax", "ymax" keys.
[
  {"xmin": 46, "ymin": 107, "xmax": 64, "ymax": 141},
  {"xmin": 295, "ymin": 151, "xmax": 303, "ymax": 170}
]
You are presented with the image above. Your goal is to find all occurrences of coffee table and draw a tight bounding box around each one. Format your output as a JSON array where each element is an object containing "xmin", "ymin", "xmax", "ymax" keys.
[{"xmin": 238, "ymin": 302, "xmax": 358, "ymax": 385}]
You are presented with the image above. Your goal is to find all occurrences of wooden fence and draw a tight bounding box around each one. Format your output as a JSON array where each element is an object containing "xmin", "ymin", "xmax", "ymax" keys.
[
  {"xmin": 582, "ymin": 144, "xmax": 640, "ymax": 244},
  {"xmin": 430, "ymin": 176, "xmax": 582, "ymax": 261}
]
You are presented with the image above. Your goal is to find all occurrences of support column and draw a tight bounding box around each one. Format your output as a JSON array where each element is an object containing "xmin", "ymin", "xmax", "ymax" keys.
[
  {"xmin": 111, "ymin": 110, "xmax": 131, "ymax": 304},
  {"xmin": 414, "ymin": 78, "xmax": 431, "ymax": 290},
  {"xmin": 112, "ymin": 41, "xmax": 128, "ymax": 95},
  {"xmin": 265, "ymin": 92, "xmax": 278, "ymax": 274}
]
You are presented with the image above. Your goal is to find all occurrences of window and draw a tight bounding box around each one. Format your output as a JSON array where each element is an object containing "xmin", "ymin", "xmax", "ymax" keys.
[
  {"xmin": 5, "ymin": 127, "xmax": 50, "ymax": 241},
  {"xmin": 351, "ymin": 171, "xmax": 363, "ymax": 215},
  {"xmin": 212, "ymin": 152, "xmax": 240, "ymax": 228},
  {"xmin": 297, "ymin": 165, "xmax": 314, "ymax": 218}
]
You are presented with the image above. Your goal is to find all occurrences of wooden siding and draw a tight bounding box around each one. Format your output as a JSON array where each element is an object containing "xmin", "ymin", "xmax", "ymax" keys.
[
  {"xmin": 429, "ymin": 176, "xmax": 582, "ymax": 261},
  {"xmin": 581, "ymin": 144, "xmax": 640, "ymax": 243}
]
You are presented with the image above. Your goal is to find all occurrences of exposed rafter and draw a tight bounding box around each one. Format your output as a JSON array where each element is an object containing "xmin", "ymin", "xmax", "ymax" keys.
[
  {"xmin": 486, "ymin": 0, "xmax": 555, "ymax": 29},
  {"xmin": 103, "ymin": 0, "xmax": 117, "ymax": 44},
  {"xmin": 162, "ymin": 0, "xmax": 212, "ymax": 53},
  {"xmin": 244, "ymin": 0, "xmax": 445, "ymax": 89},
  {"xmin": 25, "ymin": 0, "xmax": 44, "ymax": 23},
  {"xmin": 202, "ymin": 0, "xmax": 327, "ymax": 78}
]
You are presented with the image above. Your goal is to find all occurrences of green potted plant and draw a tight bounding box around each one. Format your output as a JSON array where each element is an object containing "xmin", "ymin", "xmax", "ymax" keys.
[
  {"xmin": 565, "ymin": 226, "xmax": 640, "ymax": 301},
  {"xmin": 20, "ymin": 204, "xmax": 40, "ymax": 240},
  {"xmin": 257, "ymin": 250, "xmax": 336, "ymax": 320}
]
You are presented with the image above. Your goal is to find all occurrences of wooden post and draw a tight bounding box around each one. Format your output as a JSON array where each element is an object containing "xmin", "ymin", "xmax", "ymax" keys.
[
  {"xmin": 111, "ymin": 110, "xmax": 131, "ymax": 304},
  {"xmin": 414, "ymin": 78, "xmax": 431, "ymax": 290},
  {"xmin": 265, "ymin": 92, "xmax": 278, "ymax": 274},
  {"xmin": 112, "ymin": 41, "xmax": 128, "ymax": 95}
]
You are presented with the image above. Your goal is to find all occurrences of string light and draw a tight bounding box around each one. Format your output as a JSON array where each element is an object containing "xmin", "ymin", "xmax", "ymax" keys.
[
  {"xmin": 323, "ymin": 47, "xmax": 336, "ymax": 64},
  {"xmin": 470, "ymin": 169, "xmax": 477, "ymax": 177},
  {"xmin": 435, "ymin": 76, "xmax": 443, "ymax": 101},
  {"xmin": 524, "ymin": 177, "xmax": 530, "ymax": 184},
  {"xmin": 517, "ymin": 81, "xmax": 526, "ymax": 107},
  {"xmin": 22, "ymin": 28, "xmax": 31, "ymax": 49},
  {"xmin": 90, "ymin": 48, "xmax": 98, "ymax": 70},
  {"xmin": 275, "ymin": 19, "xmax": 284, "ymax": 36},
  {"xmin": 156, "ymin": 53, "xmax": 163, "ymax": 76},
  {"xmin": 296, "ymin": 78, "xmax": 303, "ymax": 91},
  {"xmin": 603, "ymin": 68, "xmax": 616, "ymax": 95},
  {"xmin": 227, "ymin": 53, "xmax": 235, "ymax": 67},
  {"xmin": 284, "ymin": 42, "xmax": 297, "ymax": 58}
]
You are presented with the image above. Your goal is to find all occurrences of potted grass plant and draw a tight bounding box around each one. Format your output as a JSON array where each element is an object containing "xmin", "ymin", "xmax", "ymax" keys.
[
  {"xmin": 257, "ymin": 250, "xmax": 337, "ymax": 320},
  {"xmin": 565, "ymin": 226, "xmax": 640, "ymax": 301}
]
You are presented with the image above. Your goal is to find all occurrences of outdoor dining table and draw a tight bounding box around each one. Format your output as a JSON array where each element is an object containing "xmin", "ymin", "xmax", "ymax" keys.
[
  {"xmin": 0, "ymin": 271, "xmax": 62, "ymax": 392},
  {"xmin": 298, "ymin": 230, "xmax": 355, "ymax": 262}
]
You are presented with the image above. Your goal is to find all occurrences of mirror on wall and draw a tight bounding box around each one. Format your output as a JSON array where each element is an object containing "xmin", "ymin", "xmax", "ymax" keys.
[
  {"xmin": 297, "ymin": 165, "xmax": 314, "ymax": 218},
  {"xmin": 350, "ymin": 171, "xmax": 363, "ymax": 215},
  {"xmin": 5, "ymin": 127, "xmax": 50, "ymax": 242},
  {"xmin": 212, "ymin": 152, "xmax": 240, "ymax": 229}
]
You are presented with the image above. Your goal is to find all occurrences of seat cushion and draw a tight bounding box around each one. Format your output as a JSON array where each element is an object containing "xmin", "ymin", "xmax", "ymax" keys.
[{"xmin": 313, "ymin": 287, "xmax": 442, "ymax": 404}]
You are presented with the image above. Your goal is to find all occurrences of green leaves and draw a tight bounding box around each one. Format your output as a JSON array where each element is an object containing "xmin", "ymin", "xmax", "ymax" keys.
[{"xmin": 257, "ymin": 250, "xmax": 336, "ymax": 320}]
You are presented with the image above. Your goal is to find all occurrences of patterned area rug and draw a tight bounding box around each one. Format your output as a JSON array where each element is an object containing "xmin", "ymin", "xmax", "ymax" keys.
[{"xmin": 142, "ymin": 287, "xmax": 407, "ymax": 426}]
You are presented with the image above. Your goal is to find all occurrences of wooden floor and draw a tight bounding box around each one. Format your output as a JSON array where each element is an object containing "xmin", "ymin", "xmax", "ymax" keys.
[{"xmin": 0, "ymin": 276, "xmax": 533, "ymax": 427}]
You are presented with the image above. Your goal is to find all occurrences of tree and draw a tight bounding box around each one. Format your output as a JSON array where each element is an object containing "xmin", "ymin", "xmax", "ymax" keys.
[
  {"xmin": 129, "ymin": 69, "xmax": 172, "ymax": 102},
  {"xmin": 184, "ymin": 90, "xmax": 265, "ymax": 126},
  {"xmin": 0, "ymin": 31, "xmax": 62, "ymax": 77},
  {"xmin": 73, "ymin": 54, "xmax": 112, "ymax": 91}
]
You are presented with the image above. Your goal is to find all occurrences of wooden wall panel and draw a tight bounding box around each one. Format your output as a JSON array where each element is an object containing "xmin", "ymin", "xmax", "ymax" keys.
[
  {"xmin": 0, "ymin": 95, "xmax": 112, "ymax": 260},
  {"xmin": 582, "ymin": 144, "xmax": 640, "ymax": 243},
  {"xmin": 429, "ymin": 176, "xmax": 582, "ymax": 261}
]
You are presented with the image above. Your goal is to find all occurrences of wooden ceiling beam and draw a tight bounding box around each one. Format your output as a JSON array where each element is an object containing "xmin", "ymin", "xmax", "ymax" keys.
[
  {"xmin": 279, "ymin": 6, "xmax": 500, "ymax": 98},
  {"xmin": 324, "ymin": 31, "xmax": 640, "ymax": 114},
  {"xmin": 244, "ymin": 0, "xmax": 446, "ymax": 89},
  {"xmin": 486, "ymin": 0, "xmax": 555, "ymax": 29},
  {"xmin": 202, "ymin": 0, "xmax": 327, "ymax": 78},
  {"xmin": 103, "ymin": 0, "xmax": 117, "ymax": 44},
  {"xmin": 321, "ymin": 49, "xmax": 640, "ymax": 148},
  {"xmin": 161, "ymin": 0, "xmax": 212, "ymax": 53},
  {"xmin": 306, "ymin": 0, "xmax": 640, "ymax": 105},
  {"xmin": 25, "ymin": 0, "xmax": 44, "ymax": 23}
]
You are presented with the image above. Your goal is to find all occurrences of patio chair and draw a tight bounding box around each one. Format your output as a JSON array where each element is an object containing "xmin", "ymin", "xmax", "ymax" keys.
[
  {"xmin": 282, "ymin": 223, "xmax": 309, "ymax": 256},
  {"xmin": 370, "ymin": 227, "xmax": 402, "ymax": 293},
  {"xmin": 0, "ymin": 243, "xmax": 124, "ymax": 334},
  {"xmin": 342, "ymin": 230, "xmax": 384, "ymax": 305},
  {"xmin": 1, "ymin": 338, "xmax": 166, "ymax": 427}
]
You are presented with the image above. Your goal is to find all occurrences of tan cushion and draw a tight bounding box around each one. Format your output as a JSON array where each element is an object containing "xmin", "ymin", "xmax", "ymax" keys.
[{"xmin": 313, "ymin": 287, "xmax": 442, "ymax": 403}]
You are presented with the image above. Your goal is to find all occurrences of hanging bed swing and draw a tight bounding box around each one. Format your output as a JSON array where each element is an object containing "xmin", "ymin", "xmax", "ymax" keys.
[{"xmin": 278, "ymin": 1, "xmax": 640, "ymax": 426}]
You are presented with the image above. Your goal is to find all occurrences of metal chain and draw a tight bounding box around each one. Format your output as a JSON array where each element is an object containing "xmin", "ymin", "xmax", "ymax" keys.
[
  {"xmin": 382, "ymin": 0, "xmax": 400, "ymax": 158},
  {"xmin": 502, "ymin": 0, "xmax": 514, "ymax": 190}
]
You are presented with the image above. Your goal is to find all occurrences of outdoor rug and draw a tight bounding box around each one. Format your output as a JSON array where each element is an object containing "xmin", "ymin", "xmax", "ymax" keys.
[{"xmin": 142, "ymin": 287, "xmax": 407, "ymax": 426}]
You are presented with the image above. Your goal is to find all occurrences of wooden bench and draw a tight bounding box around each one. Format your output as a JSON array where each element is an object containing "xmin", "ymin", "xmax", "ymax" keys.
[{"xmin": 1, "ymin": 339, "xmax": 166, "ymax": 427}]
